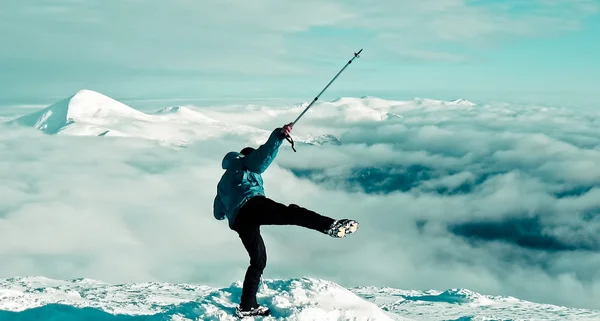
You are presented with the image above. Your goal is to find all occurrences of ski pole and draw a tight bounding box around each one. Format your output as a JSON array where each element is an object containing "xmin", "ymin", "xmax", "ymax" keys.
[{"xmin": 284, "ymin": 48, "xmax": 363, "ymax": 152}]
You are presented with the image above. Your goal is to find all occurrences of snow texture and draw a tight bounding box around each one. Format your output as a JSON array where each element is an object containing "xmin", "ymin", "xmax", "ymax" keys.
[
  {"xmin": 0, "ymin": 277, "xmax": 393, "ymax": 321},
  {"xmin": 0, "ymin": 277, "xmax": 598, "ymax": 321}
]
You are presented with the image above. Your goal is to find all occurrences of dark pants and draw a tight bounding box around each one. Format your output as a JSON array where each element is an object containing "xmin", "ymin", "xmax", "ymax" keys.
[{"xmin": 232, "ymin": 196, "xmax": 335, "ymax": 310}]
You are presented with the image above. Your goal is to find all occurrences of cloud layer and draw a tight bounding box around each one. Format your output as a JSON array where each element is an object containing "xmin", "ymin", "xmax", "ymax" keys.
[{"xmin": 1, "ymin": 94, "xmax": 600, "ymax": 311}]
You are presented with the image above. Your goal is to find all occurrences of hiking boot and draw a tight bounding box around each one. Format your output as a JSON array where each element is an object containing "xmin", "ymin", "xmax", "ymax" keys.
[
  {"xmin": 235, "ymin": 305, "xmax": 270, "ymax": 318},
  {"xmin": 326, "ymin": 219, "xmax": 359, "ymax": 238}
]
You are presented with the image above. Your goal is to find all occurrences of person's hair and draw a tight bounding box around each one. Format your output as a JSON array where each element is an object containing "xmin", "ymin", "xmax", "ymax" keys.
[{"xmin": 240, "ymin": 147, "xmax": 255, "ymax": 156}]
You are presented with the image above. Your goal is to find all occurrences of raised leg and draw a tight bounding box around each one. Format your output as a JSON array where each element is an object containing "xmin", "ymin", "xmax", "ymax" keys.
[
  {"xmin": 232, "ymin": 196, "xmax": 358, "ymax": 314},
  {"xmin": 236, "ymin": 196, "xmax": 335, "ymax": 233}
]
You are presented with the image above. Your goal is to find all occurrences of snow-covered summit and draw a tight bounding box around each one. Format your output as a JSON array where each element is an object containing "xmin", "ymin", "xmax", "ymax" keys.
[
  {"xmin": 153, "ymin": 106, "xmax": 216, "ymax": 122},
  {"xmin": 6, "ymin": 90, "xmax": 479, "ymax": 145},
  {"xmin": 285, "ymin": 96, "xmax": 475, "ymax": 123},
  {"xmin": 448, "ymin": 98, "xmax": 476, "ymax": 106},
  {"xmin": 0, "ymin": 277, "xmax": 395, "ymax": 321},
  {"xmin": 8, "ymin": 89, "xmax": 150, "ymax": 135},
  {"xmin": 330, "ymin": 96, "xmax": 476, "ymax": 108},
  {"xmin": 411, "ymin": 97, "xmax": 475, "ymax": 106},
  {"xmin": 5, "ymin": 89, "xmax": 344, "ymax": 147},
  {"xmin": 0, "ymin": 276, "xmax": 598, "ymax": 320}
]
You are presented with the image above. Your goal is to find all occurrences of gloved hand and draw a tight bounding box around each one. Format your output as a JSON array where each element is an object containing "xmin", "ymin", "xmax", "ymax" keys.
[
  {"xmin": 281, "ymin": 122, "xmax": 293, "ymax": 136},
  {"xmin": 279, "ymin": 122, "xmax": 296, "ymax": 152}
]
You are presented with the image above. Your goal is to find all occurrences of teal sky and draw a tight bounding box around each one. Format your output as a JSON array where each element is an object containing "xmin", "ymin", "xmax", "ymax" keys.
[{"xmin": 1, "ymin": 0, "xmax": 599, "ymax": 106}]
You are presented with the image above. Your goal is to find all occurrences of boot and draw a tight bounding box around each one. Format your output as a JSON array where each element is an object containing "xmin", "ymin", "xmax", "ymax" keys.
[
  {"xmin": 235, "ymin": 305, "xmax": 271, "ymax": 318},
  {"xmin": 326, "ymin": 219, "xmax": 359, "ymax": 238}
]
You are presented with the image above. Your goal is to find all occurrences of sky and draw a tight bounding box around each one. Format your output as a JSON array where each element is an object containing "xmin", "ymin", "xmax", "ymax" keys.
[{"xmin": 1, "ymin": 0, "xmax": 599, "ymax": 106}]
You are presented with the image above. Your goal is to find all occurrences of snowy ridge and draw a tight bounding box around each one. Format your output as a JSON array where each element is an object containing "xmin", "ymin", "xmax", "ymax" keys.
[
  {"xmin": 6, "ymin": 90, "xmax": 476, "ymax": 146},
  {"xmin": 0, "ymin": 277, "xmax": 598, "ymax": 320},
  {"xmin": 153, "ymin": 105, "xmax": 218, "ymax": 123},
  {"xmin": 7, "ymin": 89, "xmax": 150, "ymax": 135},
  {"xmin": 5, "ymin": 89, "xmax": 343, "ymax": 147},
  {"xmin": 6, "ymin": 89, "xmax": 261, "ymax": 146},
  {"xmin": 352, "ymin": 286, "xmax": 600, "ymax": 321},
  {"xmin": 282, "ymin": 96, "xmax": 476, "ymax": 123}
]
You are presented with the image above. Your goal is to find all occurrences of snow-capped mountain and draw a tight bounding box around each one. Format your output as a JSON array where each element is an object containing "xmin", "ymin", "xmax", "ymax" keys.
[
  {"xmin": 7, "ymin": 89, "xmax": 152, "ymax": 136},
  {"xmin": 0, "ymin": 277, "xmax": 597, "ymax": 321},
  {"xmin": 5, "ymin": 89, "xmax": 340, "ymax": 148},
  {"xmin": 6, "ymin": 89, "xmax": 270, "ymax": 147},
  {"xmin": 5, "ymin": 89, "xmax": 476, "ymax": 147}
]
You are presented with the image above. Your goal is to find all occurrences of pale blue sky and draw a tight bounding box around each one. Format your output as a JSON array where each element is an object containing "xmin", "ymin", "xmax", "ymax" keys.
[{"xmin": 1, "ymin": 0, "xmax": 598, "ymax": 106}]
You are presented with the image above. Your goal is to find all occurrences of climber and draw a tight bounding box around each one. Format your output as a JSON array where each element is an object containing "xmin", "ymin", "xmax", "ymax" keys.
[{"xmin": 213, "ymin": 122, "xmax": 359, "ymax": 318}]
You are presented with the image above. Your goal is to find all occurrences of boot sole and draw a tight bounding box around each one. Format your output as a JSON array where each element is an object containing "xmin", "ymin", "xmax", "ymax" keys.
[
  {"xmin": 335, "ymin": 220, "xmax": 359, "ymax": 238},
  {"xmin": 235, "ymin": 309, "xmax": 270, "ymax": 318}
]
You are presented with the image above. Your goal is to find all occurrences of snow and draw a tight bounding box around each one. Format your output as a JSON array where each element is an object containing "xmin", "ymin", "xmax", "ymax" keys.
[
  {"xmin": 5, "ymin": 89, "xmax": 343, "ymax": 147},
  {"xmin": 0, "ymin": 277, "xmax": 395, "ymax": 321},
  {"xmin": 7, "ymin": 89, "xmax": 151, "ymax": 136},
  {"xmin": 351, "ymin": 286, "xmax": 600, "ymax": 321},
  {"xmin": 5, "ymin": 89, "xmax": 477, "ymax": 147},
  {"xmin": 273, "ymin": 96, "xmax": 476, "ymax": 124},
  {"xmin": 0, "ymin": 277, "xmax": 598, "ymax": 320}
]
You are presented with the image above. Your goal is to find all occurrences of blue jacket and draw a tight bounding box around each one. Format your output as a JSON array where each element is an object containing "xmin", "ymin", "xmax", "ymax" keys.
[{"xmin": 213, "ymin": 128, "xmax": 285, "ymax": 229}]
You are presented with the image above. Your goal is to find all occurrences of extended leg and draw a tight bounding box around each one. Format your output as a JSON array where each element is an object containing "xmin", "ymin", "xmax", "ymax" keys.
[
  {"xmin": 237, "ymin": 196, "xmax": 335, "ymax": 233},
  {"xmin": 236, "ymin": 226, "xmax": 266, "ymax": 310}
]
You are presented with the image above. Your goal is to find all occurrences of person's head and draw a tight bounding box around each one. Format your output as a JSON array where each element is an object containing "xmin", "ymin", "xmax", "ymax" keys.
[{"xmin": 240, "ymin": 147, "xmax": 255, "ymax": 156}]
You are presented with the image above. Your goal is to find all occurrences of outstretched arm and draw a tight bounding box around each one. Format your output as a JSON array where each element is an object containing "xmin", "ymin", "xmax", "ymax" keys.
[{"xmin": 244, "ymin": 124, "xmax": 292, "ymax": 174}]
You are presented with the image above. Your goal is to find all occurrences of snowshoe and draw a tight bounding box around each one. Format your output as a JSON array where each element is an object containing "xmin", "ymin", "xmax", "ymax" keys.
[
  {"xmin": 326, "ymin": 219, "xmax": 359, "ymax": 238},
  {"xmin": 235, "ymin": 305, "xmax": 271, "ymax": 318}
]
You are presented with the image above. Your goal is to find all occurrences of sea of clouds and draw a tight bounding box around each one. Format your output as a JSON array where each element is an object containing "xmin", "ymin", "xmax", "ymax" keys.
[{"xmin": 0, "ymin": 95, "xmax": 599, "ymax": 311}]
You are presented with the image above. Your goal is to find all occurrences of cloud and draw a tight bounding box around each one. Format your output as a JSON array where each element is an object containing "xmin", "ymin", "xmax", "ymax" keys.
[
  {"xmin": 267, "ymin": 96, "xmax": 600, "ymax": 309},
  {"xmin": 2, "ymin": 92, "xmax": 600, "ymax": 312},
  {"xmin": 0, "ymin": 126, "xmax": 239, "ymax": 282}
]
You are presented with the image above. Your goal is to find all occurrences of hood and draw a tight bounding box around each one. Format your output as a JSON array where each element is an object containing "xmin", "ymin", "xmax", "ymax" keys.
[{"xmin": 222, "ymin": 151, "xmax": 242, "ymax": 169}]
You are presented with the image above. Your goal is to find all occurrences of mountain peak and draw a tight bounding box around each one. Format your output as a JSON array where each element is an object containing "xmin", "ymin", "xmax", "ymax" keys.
[{"xmin": 7, "ymin": 89, "xmax": 149, "ymax": 135}]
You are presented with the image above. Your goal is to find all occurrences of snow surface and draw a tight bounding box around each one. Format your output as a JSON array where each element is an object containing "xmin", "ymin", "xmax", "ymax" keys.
[
  {"xmin": 0, "ymin": 277, "xmax": 394, "ymax": 321},
  {"xmin": 0, "ymin": 277, "xmax": 598, "ymax": 321}
]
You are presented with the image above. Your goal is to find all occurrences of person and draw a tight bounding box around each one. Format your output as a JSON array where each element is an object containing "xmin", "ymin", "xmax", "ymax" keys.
[{"xmin": 213, "ymin": 122, "xmax": 359, "ymax": 318}]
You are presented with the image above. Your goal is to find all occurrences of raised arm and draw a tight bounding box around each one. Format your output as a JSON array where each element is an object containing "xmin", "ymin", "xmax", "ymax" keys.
[{"xmin": 244, "ymin": 124, "xmax": 292, "ymax": 174}]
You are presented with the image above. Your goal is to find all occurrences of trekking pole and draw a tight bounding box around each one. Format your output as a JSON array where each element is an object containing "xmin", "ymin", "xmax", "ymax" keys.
[{"xmin": 284, "ymin": 48, "xmax": 363, "ymax": 152}]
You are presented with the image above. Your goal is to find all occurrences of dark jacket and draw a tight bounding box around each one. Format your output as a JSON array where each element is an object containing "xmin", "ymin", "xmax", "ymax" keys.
[{"xmin": 213, "ymin": 128, "xmax": 284, "ymax": 228}]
